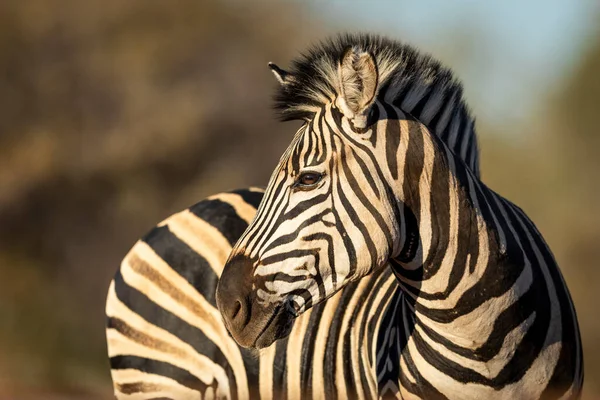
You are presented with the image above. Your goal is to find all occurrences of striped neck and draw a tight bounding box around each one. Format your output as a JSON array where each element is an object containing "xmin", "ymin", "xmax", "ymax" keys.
[
  {"xmin": 380, "ymin": 104, "xmax": 500, "ymax": 339},
  {"xmin": 388, "ymin": 115, "xmax": 485, "ymax": 301},
  {"xmin": 378, "ymin": 104, "xmax": 578, "ymax": 399}
]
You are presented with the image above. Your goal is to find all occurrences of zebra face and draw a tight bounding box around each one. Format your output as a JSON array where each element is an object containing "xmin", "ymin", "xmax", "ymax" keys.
[{"xmin": 217, "ymin": 48, "xmax": 401, "ymax": 349}]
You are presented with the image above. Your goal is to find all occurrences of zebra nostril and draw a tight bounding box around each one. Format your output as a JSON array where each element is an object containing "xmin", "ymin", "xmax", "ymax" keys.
[
  {"xmin": 227, "ymin": 295, "xmax": 251, "ymax": 330},
  {"xmin": 231, "ymin": 300, "xmax": 242, "ymax": 320}
]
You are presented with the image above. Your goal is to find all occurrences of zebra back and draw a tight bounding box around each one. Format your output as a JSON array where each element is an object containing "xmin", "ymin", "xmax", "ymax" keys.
[{"xmin": 106, "ymin": 188, "xmax": 264, "ymax": 399}]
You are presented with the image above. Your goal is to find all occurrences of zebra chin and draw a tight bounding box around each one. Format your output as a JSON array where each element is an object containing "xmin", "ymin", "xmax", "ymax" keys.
[{"xmin": 251, "ymin": 303, "xmax": 296, "ymax": 349}]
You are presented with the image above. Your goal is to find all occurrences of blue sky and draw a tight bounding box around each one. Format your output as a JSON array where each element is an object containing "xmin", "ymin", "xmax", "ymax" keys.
[{"xmin": 305, "ymin": 1, "xmax": 600, "ymax": 127}]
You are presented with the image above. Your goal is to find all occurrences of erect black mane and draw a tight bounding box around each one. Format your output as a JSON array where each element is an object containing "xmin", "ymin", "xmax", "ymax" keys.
[{"xmin": 272, "ymin": 33, "xmax": 479, "ymax": 176}]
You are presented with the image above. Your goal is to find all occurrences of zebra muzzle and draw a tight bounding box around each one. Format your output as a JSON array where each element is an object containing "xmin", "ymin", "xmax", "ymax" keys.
[{"xmin": 217, "ymin": 254, "xmax": 296, "ymax": 348}]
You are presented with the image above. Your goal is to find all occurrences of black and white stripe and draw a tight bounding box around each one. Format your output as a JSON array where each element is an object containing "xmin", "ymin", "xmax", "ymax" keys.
[
  {"xmin": 106, "ymin": 188, "xmax": 404, "ymax": 398},
  {"xmin": 106, "ymin": 188, "xmax": 263, "ymax": 398},
  {"xmin": 216, "ymin": 34, "xmax": 583, "ymax": 399},
  {"xmin": 106, "ymin": 33, "xmax": 582, "ymax": 399}
]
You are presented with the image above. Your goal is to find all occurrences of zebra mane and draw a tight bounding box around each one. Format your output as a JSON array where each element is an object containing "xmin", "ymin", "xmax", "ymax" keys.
[{"xmin": 273, "ymin": 33, "xmax": 479, "ymax": 174}]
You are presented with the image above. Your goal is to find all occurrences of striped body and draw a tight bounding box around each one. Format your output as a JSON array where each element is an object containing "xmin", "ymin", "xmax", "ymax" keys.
[
  {"xmin": 106, "ymin": 188, "xmax": 263, "ymax": 398},
  {"xmin": 107, "ymin": 34, "xmax": 583, "ymax": 399},
  {"xmin": 216, "ymin": 35, "xmax": 583, "ymax": 399},
  {"xmin": 106, "ymin": 188, "xmax": 405, "ymax": 398}
]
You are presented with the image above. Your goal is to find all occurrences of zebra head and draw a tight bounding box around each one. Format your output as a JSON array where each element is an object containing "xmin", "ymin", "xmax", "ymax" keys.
[{"xmin": 217, "ymin": 34, "xmax": 477, "ymax": 348}]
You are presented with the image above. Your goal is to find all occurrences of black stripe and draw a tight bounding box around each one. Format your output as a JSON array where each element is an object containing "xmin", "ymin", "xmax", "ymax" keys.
[
  {"xmin": 408, "ymin": 83, "xmax": 435, "ymax": 116},
  {"xmin": 375, "ymin": 283, "xmax": 403, "ymax": 395},
  {"xmin": 339, "ymin": 144, "xmax": 392, "ymax": 252},
  {"xmin": 329, "ymin": 148, "xmax": 357, "ymax": 278},
  {"xmin": 315, "ymin": 115, "xmax": 327, "ymax": 164},
  {"xmin": 240, "ymin": 348, "xmax": 261, "ymax": 400},
  {"xmin": 396, "ymin": 303, "xmax": 447, "ymax": 399},
  {"xmin": 304, "ymin": 121, "xmax": 314, "ymax": 166},
  {"xmin": 323, "ymin": 279, "xmax": 359, "ymax": 399},
  {"xmin": 383, "ymin": 103, "xmax": 401, "ymax": 180},
  {"xmin": 431, "ymin": 159, "xmax": 473, "ymax": 298},
  {"xmin": 452, "ymin": 109, "xmax": 467, "ymax": 153},
  {"xmin": 112, "ymin": 270, "xmax": 238, "ymax": 398},
  {"xmin": 300, "ymin": 302, "xmax": 326, "ymax": 400},
  {"xmin": 368, "ymin": 103, "xmax": 380, "ymax": 147},
  {"xmin": 366, "ymin": 269, "xmax": 397, "ymax": 368},
  {"xmin": 440, "ymin": 107, "xmax": 459, "ymax": 141},
  {"xmin": 110, "ymin": 355, "xmax": 210, "ymax": 393},
  {"xmin": 448, "ymin": 153, "xmax": 480, "ymax": 275},
  {"xmin": 273, "ymin": 338, "xmax": 289, "ymax": 400},
  {"xmin": 188, "ymin": 198, "xmax": 251, "ymax": 246},
  {"xmin": 246, "ymin": 174, "xmax": 289, "ymax": 248},
  {"xmin": 231, "ymin": 188, "xmax": 264, "ymax": 209},
  {"xmin": 281, "ymin": 192, "xmax": 331, "ymax": 221},
  {"xmin": 259, "ymin": 248, "xmax": 319, "ymax": 266},
  {"xmin": 463, "ymin": 130, "xmax": 475, "ymax": 169},
  {"xmin": 414, "ymin": 281, "xmax": 536, "ymax": 361},
  {"xmin": 350, "ymin": 139, "xmax": 381, "ymax": 200},
  {"xmin": 428, "ymin": 91, "xmax": 451, "ymax": 132},
  {"xmin": 142, "ymin": 225, "xmax": 219, "ymax": 306},
  {"xmin": 262, "ymin": 209, "xmax": 332, "ymax": 254},
  {"xmin": 419, "ymin": 130, "xmax": 452, "ymax": 281},
  {"xmin": 392, "ymin": 81, "xmax": 416, "ymax": 110}
]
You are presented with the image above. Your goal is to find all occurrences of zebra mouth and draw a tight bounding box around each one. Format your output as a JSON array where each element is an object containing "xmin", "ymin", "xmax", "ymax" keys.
[{"xmin": 253, "ymin": 302, "xmax": 296, "ymax": 349}]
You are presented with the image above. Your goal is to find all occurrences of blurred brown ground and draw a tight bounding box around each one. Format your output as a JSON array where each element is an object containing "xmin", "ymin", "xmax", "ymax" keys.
[{"xmin": 0, "ymin": 0, "xmax": 598, "ymax": 398}]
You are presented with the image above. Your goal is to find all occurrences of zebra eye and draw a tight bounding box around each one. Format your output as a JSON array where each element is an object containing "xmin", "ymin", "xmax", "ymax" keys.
[{"xmin": 296, "ymin": 172, "xmax": 322, "ymax": 188}]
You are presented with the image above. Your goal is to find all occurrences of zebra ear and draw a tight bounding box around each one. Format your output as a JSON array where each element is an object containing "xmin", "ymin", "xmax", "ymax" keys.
[
  {"xmin": 336, "ymin": 48, "xmax": 379, "ymax": 129},
  {"xmin": 268, "ymin": 62, "xmax": 292, "ymax": 86}
]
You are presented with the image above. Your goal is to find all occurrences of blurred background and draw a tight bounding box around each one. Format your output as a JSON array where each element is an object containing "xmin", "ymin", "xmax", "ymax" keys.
[{"xmin": 0, "ymin": 0, "xmax": 598, "ymax": 398}]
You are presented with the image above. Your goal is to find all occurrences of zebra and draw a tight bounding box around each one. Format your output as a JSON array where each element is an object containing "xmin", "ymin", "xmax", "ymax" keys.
[
  {"xmin": 215, "ymin": 33, "xmax": 583, "ymax": 399},
  {"xmin": 106, "ymin": 33, "xmax": 581, "ymax": 399},
  {"xmin": 105, "ymin": 33, "xmax": 482, "ymax": 399}
]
